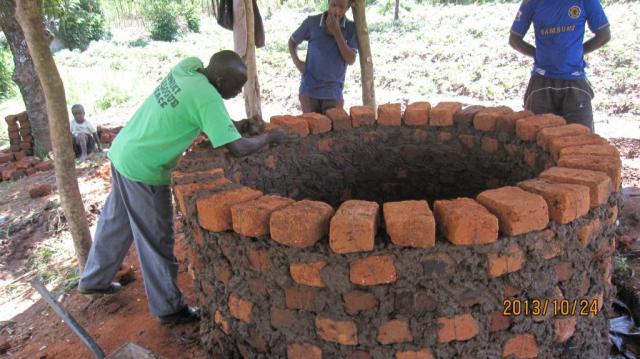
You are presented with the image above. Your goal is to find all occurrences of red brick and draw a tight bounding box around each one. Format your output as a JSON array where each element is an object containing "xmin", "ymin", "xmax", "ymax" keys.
[
  {"xmin": 171, "ymin": 167, "xmax": 224, "ymax": 185},
  {"xmin": 270, "ymin": 307, "xmax": 297, "ymax": 328},
  {"xmin": 214, "ymin": 310, "xmax": 230, "ymax": 334},
  {"xmin": 285, "ymin": 287, "xmax": 318, "ymax": 311},
  {"xmin": 396, "ymin": 349, "xmax": 434, "ymax": 359},
  {"xmin": 518, "ymin": 179, "xmax": 590, "ymax": 224},
  {"xmin": 318, "ymin": 137, "xmax": 334, "ymax": 152},
  {"xmin": 539, "ymin": 167, "xmax": 611, "ymax": 208},
  {"xmin": 326, "ymin": 107, "xmax": 351, "ymax": 130},
  {"xmin": 529, "ymin": 229, "xmax": 563, "ymax": 260},
  {"xmin": 4, "ymin": 115, "xmax": 16, "ymax": 125},
  {"xmin": 502, "ymin": 334, "xmax": 538, "ymax": 358},
  {"xmin": 1, "ymin": 165, "xmax": 16, "ymax": 181},
  {"xmin": 548, "ymin": 134, "xmax": 608, "ymax": 160},
  {"xmin": 315, "ymin": 316, "xmax": 358, "ymax": 345},
  {"xmin": 604, "ymin": 256, "xmax": 613, "ymax": 285},
  {"xmin": 454, "ymin": 105, "xmax": 486, "ymax": 126},
  {"xmin": 559, "ymin": 143, "xmax": 620, "ymax": 158},
  {"xmin": 265, "ymin": 155, "xmax": 277, "ymax": 170},
  {"xmin": 554, "ymin": 316, "xmax": 577, "ymax": 343},
  {"xmin": 213, "ymin": 264, "xmax": 231, "ymax": 284},
  {"xmin": 481, "ymin": 137, "xmax": 499, "ymax": 153},
  {"xmin": 247, "ymin": 247, "xmax": 269, "ymax": 272},
  {"xmin": 489, "ymin": 311, "xmax": 511, "ymax": 332},
  {"xmin": 383, "ymin": 200, "xmax": 435, "ymax": 248},
  {"xmin": 558, "ymin": 154, "xmax": 622, "ymax": 190},
  {"xmin": 403, "ymin": 102, "xmax": 431, "ymax": 126},
  {"xmin": 197, "ymin": 187, "xmax": 263, "ymax": 231},
  {"xmin": 430, "ymin": 102, "xmax": 461, "ymax": 126},
  {"xmin": 348, "ymin": 351, "xmax": 372, "ymax": 359},
  {"xmin": 438, "ymin": 131, "xmax": 452, "ymax": 142},
  {"xmin": 555, "ymin": 261, "xmax": 574, "ymax": 282},
  {"xmin": 231, "ymin": 195, "xmax": 294, "ymax": 237},
  {"xmin": 29, "ymin": 184, "xmax": 52, "ymax": 198},
  {"xmin": 378, "ymin": 103, "xmax": 402, "ymax": 126},
  {"xmin": 13, "ymin": 151, "xmax": 26, "ymax": 161},
  {"xmin": 515, "ymin": 114, "xmax": 566, "ymax": 141},
  {"xmin": 377, "ymin": 319, "xmax": 413, "ymax": 344},
  {"xmin": 459, "ymin": 134, "xmax": 476, "ymax": 148},
  {"xmin": 504, "ymin": 285, "xmax": 522, "ymax": 297},
  {"xmin": 437, "ymin": 313, "xmax": 479, "ymax": 343},
  {"xmin": 247, "ymin": 328, "xmax": 269, "ymax": 352},
  {"xmin": 476, "ymin": 186, "xmax": 549, "ymax": 236},
  {"xmin": 473, "ymin": 107, "xmax": 513, "ymax": 132},
  {"xmin": 229, "ymin": 294, "xmax": 253, "ymax": 323},
  {"xmin": 0, "ymin": 152, "xmax": 13, "ymax": 163},
  {"xmin": 270, "ymin": 115, "xmax": 310, "ymax": 137},
  {"xmin": 175, "ymin": 176, "xmax": 231, "ymax": 215},
  {"xmin": 350, "ymin": 106, "xmax": 376, "ymax": 127},
  {"xmin": 497, "ymin": 111, "xmax": 534, "ymax": 135},
  {"xmin": 487, "ymin": 242, "xmax": 525, "ymax": 278},
  {"xmin": 578, "ymin": 218, "xmax": 602, "ymax": 247},
  {"xmin": 330, "ymin": 200, "xmax": 379, "ymax": 254},
  {"xmin": 523, "ymin": 148, "xmax": 537, "ymax": 169},
  {"xmin": 25, "ymin": 167, "xmax": 36, "ymax": 176},
  {"xmin": 290, "ymin": 261, "xmax": 327, "ymax": 287},
  {"xmin": 412, "ymin": 129, "xmax": 428, "ymax": 143},
  {"xmin": 301, "ymin": 112, "xmax": 332, "ymax": 134},
  {"xmin": 270, "ymin": 200, "xmax": 334, "ymax": 248},
  {"xmin": 343, "ymin": 290, "xmax": 378, "ymax": 315},
  {"xmin": 288, "ymin": 343, "xmax": 322, "ymax": 359},
  {"xmin": 608, "ymin": 205, "xmax": 618, "ymax": 225},
  {"xmin": 350, "ymin": 255, "xmax": 397, "ymax": 286},
  {"xmin": 537, "ymin": 124, "xmax": 591, "ymax": 150},
  {"xmin": 434, "ymin": 198, "xmax": 498, "ymax": 245}
]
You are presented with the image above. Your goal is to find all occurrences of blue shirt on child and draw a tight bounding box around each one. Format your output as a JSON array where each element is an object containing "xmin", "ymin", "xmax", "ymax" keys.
[
  {"xmin": 291, "ymin": 12, "xmax": 358, "ymax": 100},
  {"xmin": 511, "ymin": 0, "xmax": 609, "ymax": 80}
]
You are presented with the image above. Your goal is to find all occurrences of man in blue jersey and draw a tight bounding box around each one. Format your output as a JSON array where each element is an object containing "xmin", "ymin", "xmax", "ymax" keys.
[{"xmin": 509, "ymin": 0, "xmax": 611, "ymax": 131}]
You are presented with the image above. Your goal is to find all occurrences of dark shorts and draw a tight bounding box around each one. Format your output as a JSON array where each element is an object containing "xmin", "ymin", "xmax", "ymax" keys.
[
  {"xmin": 524, "ymin": 74, "xmax": 595, "ymax": 131},
  {"xmin": 299, "ymin": 93, "xmax": 344, "ymax": 114}
]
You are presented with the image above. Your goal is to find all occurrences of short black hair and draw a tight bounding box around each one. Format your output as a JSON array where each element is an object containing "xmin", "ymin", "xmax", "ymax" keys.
[{"xmin": 71, "ymin": 104, "xmax": 84, "ymax": 114}]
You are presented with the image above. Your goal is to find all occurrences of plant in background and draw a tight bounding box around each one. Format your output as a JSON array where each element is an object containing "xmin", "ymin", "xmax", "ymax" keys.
[
  {"xmin": 143, "ymin": 0, "xmax": 180, "ymax": 41},
  {"xmin": 182, "ymin": 0, "xmax": 201, "ymax": 33},
  {"xmin": 0, "ymin": 37, "xmax": 15, "ymax": 101},
  {"xmin": 49, "ymin": 0, "xmax": 109, "ymax": 51}
]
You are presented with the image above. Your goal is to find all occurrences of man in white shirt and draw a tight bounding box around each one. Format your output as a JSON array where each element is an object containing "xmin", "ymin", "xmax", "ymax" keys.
[{"xmin": 71, "ymin": 104, "xmax": 101, "ymax": 162}]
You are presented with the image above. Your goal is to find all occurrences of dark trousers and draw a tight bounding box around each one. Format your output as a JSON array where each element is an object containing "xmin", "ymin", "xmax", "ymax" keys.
[
  {"xmin": 524, "ymin": 74, "xmax": 595, "ymax": 131},
  {"xmin": 299, "ymin": 93, "xmax": 344, "ymax": 114}
]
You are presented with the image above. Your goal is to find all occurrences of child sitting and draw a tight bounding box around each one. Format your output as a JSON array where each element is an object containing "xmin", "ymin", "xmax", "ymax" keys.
[{"xmin": 70, "ymin": 104, "xmax": 101, "ymax": 162}]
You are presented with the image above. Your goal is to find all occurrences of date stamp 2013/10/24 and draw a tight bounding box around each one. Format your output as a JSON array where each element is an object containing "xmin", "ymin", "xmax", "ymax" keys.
[{"xmin": 503, "ymin": 298, "xmax": 600, "ymax": 317}]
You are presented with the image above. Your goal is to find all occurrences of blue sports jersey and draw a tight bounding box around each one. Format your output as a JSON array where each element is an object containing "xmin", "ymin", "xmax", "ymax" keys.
[
  {"xmin": 291, "ymin": 13, "xmax": 358, "ymax": 100},
  {"xmin": 511, "ymin": 0, "xmax": 609, "ymax": 80}
]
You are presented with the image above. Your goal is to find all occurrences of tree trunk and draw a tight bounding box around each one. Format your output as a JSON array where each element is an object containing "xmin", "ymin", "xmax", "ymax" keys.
[
  {"xmin": 15, "ymin": 0, "xmax": 92, "ymax": 271},
  {"xmin": 242, "ymin": 0, "xmax": 262, "ymax": 120},
  {"xmin": 0, "ymin": 0, "xmax": 51, "ymax": 157},
  {"xmin": 394, "ymin": 0, "xmax": 400, "ymax": 21},
  {"xmin": 352, "ymin": 0, "xmax": 376, "ymax": 109}
]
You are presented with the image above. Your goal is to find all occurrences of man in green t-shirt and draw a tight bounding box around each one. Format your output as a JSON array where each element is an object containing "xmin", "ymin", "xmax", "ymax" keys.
[{"xmin": 78, "ymin": 50, "xmax": 290, "ymax": 325}]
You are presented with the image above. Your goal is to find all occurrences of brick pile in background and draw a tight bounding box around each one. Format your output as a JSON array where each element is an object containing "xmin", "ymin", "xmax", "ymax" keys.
[
  {"xmin": 172, "ymin": 101, "xmax": 622, "ymax": 358},
  {"xmin": 1, "ymin": 113, "xmax": 53, "ymax": 182}
]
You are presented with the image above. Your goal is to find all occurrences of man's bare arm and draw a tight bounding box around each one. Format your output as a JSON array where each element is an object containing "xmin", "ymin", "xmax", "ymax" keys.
[
  {"xmin": 326, "ymin": 14, "xmax": 356, "ymax": 65},
  {"xmin": 288, "ymin": 38, "xmax": 306, "ymax": 73},
  {"xmin": 584, "ymin": 26, "xmax": 611, "ymax": 55},
  {"xmin": 225, "ymin": 128, "xmax": 293, "ymax": 157},
  {"xmin": 509, "ymin": 32, "xmax": 536, "ymax": 58}
]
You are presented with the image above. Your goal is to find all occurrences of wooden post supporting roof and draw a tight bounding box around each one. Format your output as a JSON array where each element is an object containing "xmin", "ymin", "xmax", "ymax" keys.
[
  {"xmin": 243, "ymin": 0, "xmax": 262, "ymax": 120},
  {"xmin": 352, "ymin": 0, "xmax": 376, "ymax": 109}
]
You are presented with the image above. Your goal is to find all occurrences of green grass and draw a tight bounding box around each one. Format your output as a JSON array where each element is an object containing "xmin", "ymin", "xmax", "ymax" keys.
[{"xmin": 0, "ymin": 0, "xmax": 638, "ymax": 146}]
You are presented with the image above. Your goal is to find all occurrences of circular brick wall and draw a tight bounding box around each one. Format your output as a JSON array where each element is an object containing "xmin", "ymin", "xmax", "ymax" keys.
[{"xmin": 173, "ymin": 102, "xmax": 621, "ymax": 359}]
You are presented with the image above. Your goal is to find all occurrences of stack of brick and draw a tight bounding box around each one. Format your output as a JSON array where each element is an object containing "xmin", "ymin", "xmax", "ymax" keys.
[
  {"xmin": 1, "ymin": 113, "xmax": 54, "ymax": 182},
  {"xmin": 172, "ymin": 102, "xmax": 621, "ymax": 358}
]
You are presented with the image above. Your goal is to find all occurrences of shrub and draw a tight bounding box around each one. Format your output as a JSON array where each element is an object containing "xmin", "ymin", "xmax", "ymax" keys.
[
  {"xmin": 0, "ymin": 38, "xmax": 15, "ymax": 101},
  {"xmin": 55, "ymin": 0, "xmax": 109, "ymax": 51},
  {"xmin": 143, "ymin": 0, "xmax": 180, "ymax": 41},
  {"xmin": 182, "ymin": 1, "xmax": 201, "ymax": 33}
]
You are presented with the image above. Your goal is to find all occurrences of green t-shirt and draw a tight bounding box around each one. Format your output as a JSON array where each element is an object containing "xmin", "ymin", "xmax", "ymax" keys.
[{"xmin": 108, "ymin": 57, "xmax": 241, "ymax": 185}]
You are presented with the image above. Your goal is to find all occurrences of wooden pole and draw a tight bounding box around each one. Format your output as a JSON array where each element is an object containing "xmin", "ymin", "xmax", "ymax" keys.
[
  {"xmin": 352, "ymin": 0, "xmax": 376, "ymax": 109},
  {"xmin": 394, "ymin": 0, "xmax": 400, "ymax": 21},
  {"xmin": 243, "ymin": 0, "xmax": 262, "ymax": 120},
  {"xmin": 16, "ymin": 0, "xmax": 92, "ymax": 271}
]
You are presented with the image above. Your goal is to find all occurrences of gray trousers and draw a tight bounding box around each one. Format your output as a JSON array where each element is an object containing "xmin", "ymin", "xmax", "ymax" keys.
[{"xmin": 80, "ymin": 163, "xmax": 185, "ymax": 317}]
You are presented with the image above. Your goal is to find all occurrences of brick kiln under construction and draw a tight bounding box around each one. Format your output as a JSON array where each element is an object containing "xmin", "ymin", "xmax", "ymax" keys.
[{"xmin": 172, "ymin": 102, "xmax": 621, "ymax": 359}]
